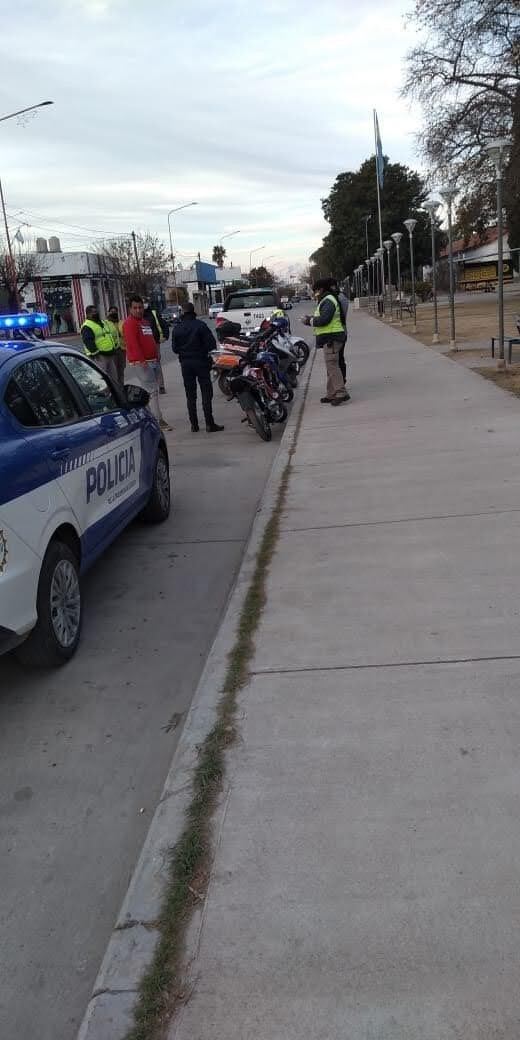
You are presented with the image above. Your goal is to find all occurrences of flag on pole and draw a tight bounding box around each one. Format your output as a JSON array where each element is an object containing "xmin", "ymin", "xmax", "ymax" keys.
[
  {"xmin": 374, "ymin": 110, "xmax": 384, "ymax": 188},
  {"xmin": 14, "ymin": 229, "xmax": 24, "ymax": 245}
]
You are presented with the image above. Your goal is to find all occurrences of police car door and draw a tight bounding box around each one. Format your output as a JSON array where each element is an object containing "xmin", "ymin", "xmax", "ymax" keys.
[
  {"xmin": 57, "ymin": 354, "xmax": 143, "ymax": 559},
  {"xmin": 2, "ymin": 355, "xmax": 101, "ymax": 547}
]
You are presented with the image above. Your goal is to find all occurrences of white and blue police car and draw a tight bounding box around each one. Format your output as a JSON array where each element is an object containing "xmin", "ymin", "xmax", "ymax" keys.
[{"xmin": 0, "ymin": 313, "xmax": 171, "ymax": 667}]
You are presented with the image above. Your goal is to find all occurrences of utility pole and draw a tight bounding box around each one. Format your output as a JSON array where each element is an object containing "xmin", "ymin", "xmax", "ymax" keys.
[
  {"xmin": 131, "ymin": 230, "xmax": 141, "ymax": 277},
  {"xmin": 0, "ymin": 178, "xmax": 20, "ymax": 310}
]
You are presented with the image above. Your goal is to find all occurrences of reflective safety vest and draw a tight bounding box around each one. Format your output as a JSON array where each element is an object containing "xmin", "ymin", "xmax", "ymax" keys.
[
  {"xmin": 151, "ymin": 309, "xmax": 167, "ymax": 342},
  {"xmin": 81, "ymin": 319, "xmax": 116, "ymax": 355},
  {"xmin": 313, "ymin": 294, "xmax": 344, "ymax": 338},
  {"xmin": 104, "ymin": 318, "xmax": 124, "ymax": 351}
]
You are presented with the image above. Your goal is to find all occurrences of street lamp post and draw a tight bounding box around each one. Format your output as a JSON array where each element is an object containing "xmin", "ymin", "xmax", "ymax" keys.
[
  {"xmin": 372, "ymin": 254, "xmax": 380, "ymax": 308},
  {"xmin": 249, "ymin": 245, "xmax": 265, "ymax": 285},
  {"xmin": 376, "ymin": 247, "xmax": 385, "ymax": 316},
  {"xmin": 1, "ymin": 100, "xmax": 54, "ymax": 310},
  {"xmin": 220, "ymin": 229, "xmax": 240, "ymax": 247},
  {"xmin": 423, "ymin": 200, "xmax": 440, "ymax": 344},
  {"xmin": 391, "ymin": 232, "xmax": 403, "ymax": 324},
  {"xmin": 0, "ymin": 100, "xmax": 53, "ymax": 124},
  {"xmin": 484, "ymin": 138, "xmax": 512, "ymax": 366},
  {"xmin": 362, "ymin": 214, "xmax": 371, "ymax": 259},
  {"xmin": 404, "ymin": 218, "xmax": 418, "ymax": 332},
  {"xmin": 383, "ymin": 239, "xmax": 394, "ymax": 321},
  {"xmin": 438, "ymin": 186, "xmax": 457, "ymax": 349},
  {"xmin": 167, "ymin": 202, "xmax": 198, "ymax": 303},
  {"xmin": 365, "ymin": 259, "xmax": 372, "ymax": 312}
]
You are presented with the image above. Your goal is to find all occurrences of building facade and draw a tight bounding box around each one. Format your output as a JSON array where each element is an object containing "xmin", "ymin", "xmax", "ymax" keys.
[{"xmin": 23, "ymin": 241, "xmax": 125, "ymax": 335}]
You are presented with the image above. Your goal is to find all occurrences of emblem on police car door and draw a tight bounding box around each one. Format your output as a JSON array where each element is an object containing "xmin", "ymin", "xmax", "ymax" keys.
[{"xmin": 0, "ymin": 529, "xmax": 7, "ymax": 574}]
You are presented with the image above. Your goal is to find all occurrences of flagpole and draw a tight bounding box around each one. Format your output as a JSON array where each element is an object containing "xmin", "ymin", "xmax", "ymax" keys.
[{"xmin": 373, "ymin": 109, "xmax": 383, "ymax": 251}]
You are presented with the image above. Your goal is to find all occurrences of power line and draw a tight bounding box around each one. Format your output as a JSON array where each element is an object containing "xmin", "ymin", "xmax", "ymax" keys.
[{"xmin": 6, "ymin": 206, "xmax": 129, "ymax": 238}]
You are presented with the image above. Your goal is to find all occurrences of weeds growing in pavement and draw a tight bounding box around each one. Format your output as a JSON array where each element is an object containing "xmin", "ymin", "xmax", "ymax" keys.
[{"xmin": 124, "ymin": 357, "xmax": 313, "ymax": 1040}]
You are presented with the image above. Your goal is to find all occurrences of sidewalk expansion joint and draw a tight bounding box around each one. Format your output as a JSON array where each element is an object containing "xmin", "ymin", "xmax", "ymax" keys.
[
  {"xmin": 92, "ymin": 987, "xmax": 138, "ymax": 998},
  {"xmin": 251, "ymin": 653, "xmax": 520, "ymax": 676},
  {"xmin": 281, "ymin": 505, "xmax": 520, "ymax": 533}
]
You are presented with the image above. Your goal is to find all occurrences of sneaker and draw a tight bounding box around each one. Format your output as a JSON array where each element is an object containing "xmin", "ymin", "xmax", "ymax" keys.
[
  {"xmin": 206, "ymin": 423, "xmax": 225, "ymax": 432},
  {"xmin": 330, "ymin": 397, "xmax": 347, "ymax": 407},
  {"xmin": 159, "ymin": 388, "xmax": 167, "ymax": 395},
  {"xmin": 160, "ymin": 419, "xmax": 173, "ymax": 431},
  {"xmin": 320, "ymin": 396, "xmax": 332, "ymax": 404},
  {"xmin": 191, "ymin": 422, "xmax": 199, "ymax": 432}
]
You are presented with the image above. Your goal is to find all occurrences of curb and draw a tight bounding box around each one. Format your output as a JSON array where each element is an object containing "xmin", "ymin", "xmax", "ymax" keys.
[{"xmin": 76, "ymin": 346, "xmax": 316, "ymax": 1040}]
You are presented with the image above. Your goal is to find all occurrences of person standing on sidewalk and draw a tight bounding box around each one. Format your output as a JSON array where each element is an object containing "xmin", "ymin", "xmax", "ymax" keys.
[
  {"xmin": 122, "ymin": 295, "xmax": 172, "ymax": 431},
  {"xmin": 144, "ymin": 302, "xmax": 168, "ymax": 395},
  {"xmin": 329, "ymin": 278, "xmax": 349, "ymax": 387},
  {"xmin": 171, "ymin": 302, "xmax": 224, "ymax": 433},
  {"xmin": 105, "ymin": 306, "xmax": 126, "ymax": 386},
  {"xmin": 81, "ymin": 305, "xmax": 120, "ymax": 384},
  {"xmin": 302, "ymin": 280, "xmax": 349, "ymax": 405}
]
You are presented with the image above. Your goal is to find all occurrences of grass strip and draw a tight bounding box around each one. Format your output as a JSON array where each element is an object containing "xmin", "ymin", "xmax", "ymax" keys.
[{"xmin": 125, "ymin": 362, "xmax": 312, "ymax": 1040}]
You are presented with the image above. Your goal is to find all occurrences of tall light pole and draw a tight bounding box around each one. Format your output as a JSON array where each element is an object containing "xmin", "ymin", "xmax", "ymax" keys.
[
  {"xmin": 167, "ymin": 202, "xmax": 198, "ymax": 303},
  {"xmin": 438, "ymin": 186, "xmax": 457, "ymax": 349},
  {"xmin": 365, "ymin": 258, "xmax": 372, "ymax": 312},
  {"xmin": 249, "ymin": 245, "xmax": 265, "ymax": 282},
  {"xmin": 404, "ymin": 218, "xmax": 418, "ymax": 332},
  {"xmin": 362, "ymin": 214, "xmax": 371, "ymax": 260},
  {"xmin": 391, "ymin": 232, "xmax": 403, "ymax": 324},
  {"xmin": 376, "ymin": 246, "xmax": 385, "ymax": 316},
  {"xmin": 484, "ymin": 138, "xmax": 512, "ymax": 366},
  {"xmin": 372, "ymin": 254, "xmax": 380, "ymax": 306},
  {"xmin": 0, "ymin": 100, "xmax": 53, "ymax": 125},
  {"xmin": 383, "ymin": 239, "xmax": 394, "ymax": 321},
  {"xmin": 1, "ymin": 100, "xmax": 54, "ymax": 310},
  {"xmin": 220, "ymin": 229, "xmax": 240, "ymax": 247},
  {"xmin": 423, "ymin": 200, "xmax": 440, "ymax": 343}
]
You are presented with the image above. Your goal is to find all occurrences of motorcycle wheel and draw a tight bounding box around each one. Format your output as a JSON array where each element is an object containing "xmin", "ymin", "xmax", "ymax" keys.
[
  {"xmin": 294, "ymin": 339, "xmax": 310, "ymax": 365},
  {"xmin": 278, "ymin": 383, "xmax": 294, "ymax": 403},
  {"xmin": 218, "ymin": 373, "xmax": 234, "ymax": 400},
  {"xmin": 269, "ymin": 401, "xmax": 288, "ymax": 424},
  {"xmin": 246, "ymin": 401, "xmax": 272, "ymax": 441}
]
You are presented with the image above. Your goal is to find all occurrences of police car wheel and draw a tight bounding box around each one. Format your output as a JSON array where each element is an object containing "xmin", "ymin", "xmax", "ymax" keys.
[
  {"xmin": 142, "ymin": 448, "xmax": 171, "ymax": 523},
  {"xmin": 15, "ymin": 541, "xmax": 82, "ymax": 668}
]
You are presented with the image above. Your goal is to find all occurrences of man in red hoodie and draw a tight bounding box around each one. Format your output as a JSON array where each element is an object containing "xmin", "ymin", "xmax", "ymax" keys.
[{"xmin": 122, "ymin": 295, "xmax": 172, "ymax": 431}]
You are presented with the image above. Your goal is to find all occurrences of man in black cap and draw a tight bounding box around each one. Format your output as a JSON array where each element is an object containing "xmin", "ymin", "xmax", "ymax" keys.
[{"xmin": 171, "ymin": 302, "xmax": 224, "ymax": 432}]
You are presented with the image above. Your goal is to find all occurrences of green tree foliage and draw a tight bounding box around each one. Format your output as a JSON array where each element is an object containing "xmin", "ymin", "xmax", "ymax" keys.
[
  {"xmin": 311, "ymin": 156, "xmax": 440, "ymax": 280},
  {"xmin": 249, "ymin": 265, "xmax": 274, "ymax": 288},
  {"xmin": 212, "ymin": 244, "xmax": 226, "ymax": 268}
]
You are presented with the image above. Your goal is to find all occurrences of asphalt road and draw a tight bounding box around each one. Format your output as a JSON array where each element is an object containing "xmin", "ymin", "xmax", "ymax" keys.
[{"xmin": 0, "ymin": 314, "xmax": 310, "ymax": 1040}]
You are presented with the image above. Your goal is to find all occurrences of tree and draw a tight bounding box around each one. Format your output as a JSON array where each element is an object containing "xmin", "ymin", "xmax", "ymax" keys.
[
  {"xmin": 0, "ymin": 245, "xmax": 49, "ymax": 312},
  {"xmin": 249, "ymin": 265, "xmax": 274, "ymax": 288},
  {"xmin": 95, "ymin": 232, "xmax": 168, "ymax": 300},
  {"xmin": 212, "ymin": 244, "xmax": 226, "ymax": 268},
  {"xmin": 310, "ymin": 155, "xmax": 440, "ymax": 281},
  {"xmin": 402, "ymin": 0, "xmax": 520, "ymax": 187}
]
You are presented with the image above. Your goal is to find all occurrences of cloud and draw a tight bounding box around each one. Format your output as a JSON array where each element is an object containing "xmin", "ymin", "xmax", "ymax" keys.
[{"xmin": 1, "ymin": 0, "xmax": 418, "ymax": 266}]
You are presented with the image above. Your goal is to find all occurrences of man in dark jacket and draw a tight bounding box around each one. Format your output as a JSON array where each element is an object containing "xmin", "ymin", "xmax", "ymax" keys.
[{"xmin": 172, "ymin": 303, "xmax": 224, "ymax": 432}]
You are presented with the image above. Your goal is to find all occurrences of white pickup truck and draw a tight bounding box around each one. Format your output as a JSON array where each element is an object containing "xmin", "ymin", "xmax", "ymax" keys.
[{"xmin": 217, "ymin": 288, "xmax": 279, "ymax": 332}]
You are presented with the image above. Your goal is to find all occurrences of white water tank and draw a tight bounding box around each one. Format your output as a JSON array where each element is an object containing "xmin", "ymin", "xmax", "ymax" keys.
[
  {"xmin": 49, "ymin": 236, "xmax": 62, "ymax": 253},
  {"xmin": 36, "ymin": 237, "xmax": 48, "ymax": 253}
]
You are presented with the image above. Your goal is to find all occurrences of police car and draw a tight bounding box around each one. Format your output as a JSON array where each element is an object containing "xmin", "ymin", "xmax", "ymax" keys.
[{"xmin": 0, "ymin": 313, "xmax": 171, "ymax": 667}]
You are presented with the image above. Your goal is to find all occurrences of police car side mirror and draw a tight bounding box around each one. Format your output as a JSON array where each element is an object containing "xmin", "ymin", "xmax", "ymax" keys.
[{"xmin": 125, "ymin": 384, "xmax": 150, "ymax": 407}]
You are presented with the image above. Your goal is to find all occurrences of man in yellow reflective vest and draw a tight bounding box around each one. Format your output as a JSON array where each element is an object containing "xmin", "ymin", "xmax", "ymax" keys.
[
  {"xmin": 105, "ymin": 306, "xmax": 126, "ymax": 385},
  {"xmin": 81, "ymin": 305, "xmax": 120, "ymax": 384},
  {"xmin": 302, "ymin": 279, "xmax": 349, "ymax": 405}
]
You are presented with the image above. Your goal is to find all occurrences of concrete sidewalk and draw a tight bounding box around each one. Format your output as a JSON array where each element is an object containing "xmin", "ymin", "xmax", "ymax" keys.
[{"xmin": 170, "ymin": 312, "xmax": 520, "ymax": 1040}]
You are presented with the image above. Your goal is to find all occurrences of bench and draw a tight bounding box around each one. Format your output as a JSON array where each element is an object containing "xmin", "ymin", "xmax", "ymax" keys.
[
  {"xmin": 398, "ymin": 295, "xmax": 414, "ymax": 316},
  {"xmin": 491, "ymin": 336, "xmax": 520, "ymax": 364}
]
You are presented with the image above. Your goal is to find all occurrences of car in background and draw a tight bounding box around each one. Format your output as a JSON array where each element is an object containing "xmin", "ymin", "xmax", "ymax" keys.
[
  {"xmin": 208, "ymin": 302, "xmax": 224, "ymax": 319},
  {"xmin": 162, "ymin": 304, "xmax": 183, "ymax": 325},
  {"xmin": 217, "ymin": 288, "xmax": 279, "ymax": 332},
  {"xmin": 0, "ymin": 313, "xmax": 171, "ymax": 667}
]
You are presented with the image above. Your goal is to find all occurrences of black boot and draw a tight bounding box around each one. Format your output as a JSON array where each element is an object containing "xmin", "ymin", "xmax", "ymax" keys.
[
  {"xmin": 206, "ymin": 421, "xmax": 224, "ymax": 432},
  {"xmin": 191, "ymin": 421, "xmax": 199, "ymax": 432}
]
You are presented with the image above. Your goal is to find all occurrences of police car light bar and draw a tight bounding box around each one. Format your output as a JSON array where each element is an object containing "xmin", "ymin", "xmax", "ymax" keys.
[{"xmin": 0, "ymin": 312, "xmax": 48, "ymax": 330}]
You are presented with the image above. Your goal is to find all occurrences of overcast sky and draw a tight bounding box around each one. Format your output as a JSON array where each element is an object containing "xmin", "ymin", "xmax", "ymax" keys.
[{"xmin": 0, "ymin": 0, "xmax": 420, "ymax": 276}]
